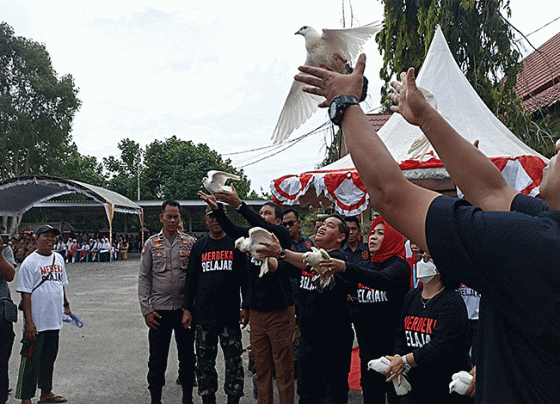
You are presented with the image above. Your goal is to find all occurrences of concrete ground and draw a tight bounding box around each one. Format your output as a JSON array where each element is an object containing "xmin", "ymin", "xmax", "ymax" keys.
[{"xmin": 6, "ymin": 255, "xmax": 363, "ymax": 404}]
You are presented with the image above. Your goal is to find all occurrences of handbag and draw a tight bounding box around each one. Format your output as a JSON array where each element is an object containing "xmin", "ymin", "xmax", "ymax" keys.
[{"xmin": 0, "ymin": 296, "xmax": 17, "ymax": 323}]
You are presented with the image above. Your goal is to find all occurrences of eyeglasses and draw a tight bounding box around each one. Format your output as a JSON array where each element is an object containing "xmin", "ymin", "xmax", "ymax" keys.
[{"xmin": 283, "ymin": 220, "xmax": 296, "ymax": 228}]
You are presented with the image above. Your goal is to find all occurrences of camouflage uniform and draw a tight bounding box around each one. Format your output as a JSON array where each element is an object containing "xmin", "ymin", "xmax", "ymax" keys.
[{"xmin": 195, "ymin": 326, "xmax": 244, "ymax": 398}]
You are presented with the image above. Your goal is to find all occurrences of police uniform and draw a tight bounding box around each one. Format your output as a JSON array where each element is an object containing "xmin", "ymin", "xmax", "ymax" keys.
[{"xmin": 138, "ymin": 230, "xmax": 196, "ymax": 404}]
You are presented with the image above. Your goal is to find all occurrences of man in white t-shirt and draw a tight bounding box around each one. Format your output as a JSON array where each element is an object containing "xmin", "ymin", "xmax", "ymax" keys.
[{"xmin": 15, "ymin": 225, "xmax": 71, "ymax": 404}]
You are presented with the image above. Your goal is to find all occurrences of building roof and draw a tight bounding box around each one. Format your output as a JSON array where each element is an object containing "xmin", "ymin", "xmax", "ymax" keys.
[
  {"xmin": 366, "ymin": 113, "xmax": 392, "ymax": 131},
  {"xmin": 515, "ymin": 31, "xmax": 560, "ymax": 112},
  {"xmin": 0, "ymin": 175, "xmax": 142, "ymax": 217}
]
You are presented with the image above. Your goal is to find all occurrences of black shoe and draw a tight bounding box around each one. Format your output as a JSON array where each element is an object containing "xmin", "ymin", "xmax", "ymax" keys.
[
  {"xmin": 227, "ymin": 395, "xmax": 241, "ymax": 404},
  {"xmin": 149, "ymin": 388, "xmax": 162, "ymax": 404},
  {"xmin": 202, "ymin": 394, "xmax": 216, "ymax": 404}
]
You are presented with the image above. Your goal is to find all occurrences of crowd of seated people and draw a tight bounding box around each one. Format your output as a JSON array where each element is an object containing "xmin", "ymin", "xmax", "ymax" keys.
[{"xmin": 9, "ymin": 230, "xmax": 140, "ymax": 263}]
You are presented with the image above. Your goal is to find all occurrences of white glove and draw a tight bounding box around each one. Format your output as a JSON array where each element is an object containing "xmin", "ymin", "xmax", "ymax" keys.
[
  {"xmin": 449, "ymin": 370, "xmax": 473, "ymax": 395},
  {"xmin": 367, "ymin": 356, "xmax": 412, "ymax": 396}
]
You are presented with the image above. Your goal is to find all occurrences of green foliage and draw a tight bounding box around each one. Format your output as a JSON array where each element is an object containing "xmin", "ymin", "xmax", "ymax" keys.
[
  {"xmin": 60, "ymin": 143, "xmax": 106, "ymax": 187},
  {"xmin": 103, "ymin": 138, "xmax": 144, "ymax": 201},
  {"xmin": 0, "ymin": 22, "xmax": 81, "ymax": 179},
  {"xmin": 319, "ymin": 128, "xmax": 342, "ymax": 168},
  {"xmin": 376, "ymin": 1, "xmax": 532, "ymax": 136},
  {"xmin": 142, "ymin": 136, "xmax": 251, "ymax": 200}
]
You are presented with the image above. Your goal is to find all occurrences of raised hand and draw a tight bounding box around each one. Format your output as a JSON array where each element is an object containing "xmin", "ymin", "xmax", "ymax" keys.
[
  {"xmin": 295, "ymin": 53, "xmax": 366, "ymax": 108},
  {"xmin": 388, "ymin": 68, "xmax": 435, "ymax": 127}
]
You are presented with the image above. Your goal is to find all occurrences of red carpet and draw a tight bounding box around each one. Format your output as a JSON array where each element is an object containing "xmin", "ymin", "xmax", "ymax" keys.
[{"xmin": 348, "ymin": 346, "xmax": 362, "ymax": 391}]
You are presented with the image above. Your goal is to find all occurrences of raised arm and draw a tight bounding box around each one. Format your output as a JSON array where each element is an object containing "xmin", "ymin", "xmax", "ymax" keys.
[
  {"xmin": 198, "ymin": 191, "xmax": 249, "ymax": 240},
  {"xmin": 388, "ymin": 67, "xmax": 519, "ymax": 211},
  {"xmin": 295, "ymin": 54, "xmax": 438, "ymax": 252}
]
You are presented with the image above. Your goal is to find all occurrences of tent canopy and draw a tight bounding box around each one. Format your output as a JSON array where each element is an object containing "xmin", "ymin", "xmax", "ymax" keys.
[
  {"xmin": 272, "ymin": 26, "xmax": 548, "ymax": 215},
  {"xmin": 0, "ymin": 176, "xmax": 143, "ymax": 232}
]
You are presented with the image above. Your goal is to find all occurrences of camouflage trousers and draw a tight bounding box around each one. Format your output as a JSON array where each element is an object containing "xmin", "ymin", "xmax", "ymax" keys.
[{"xmin": 195, "ymin": 325, "xmax": 244, "ymax": 398}]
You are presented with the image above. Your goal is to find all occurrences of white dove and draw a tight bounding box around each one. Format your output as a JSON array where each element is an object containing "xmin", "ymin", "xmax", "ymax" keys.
[
  {"xmin": 368, "ymin": 356, "xmax": 412, "ymax": 396},
  {"xmin": 271, "ymin": 21, "xmax": 383, "ymax": 144},
  {"xmin": 235, "ymin": 227, "xmax": 274, "ymax": 278},
  {"xmin": 448, "ymin": 371, "xmax": 473, "ymax": 395},
  {"xmin": 302, "ymin": 247, "xmax": 333, "ymax": 290},
  {"xmin": 202, "ymin": 170, "xmax": 241, "ymax": 194}
]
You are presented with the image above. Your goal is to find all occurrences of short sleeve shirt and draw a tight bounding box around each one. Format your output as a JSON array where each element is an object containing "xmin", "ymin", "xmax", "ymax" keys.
[
  {"xmin": 425, "ymin": 194, "xmax": 560, "ymax": 403},
  {"xmin": 16, "ymin": 251, "xmax": 68, "ymax": 332}
]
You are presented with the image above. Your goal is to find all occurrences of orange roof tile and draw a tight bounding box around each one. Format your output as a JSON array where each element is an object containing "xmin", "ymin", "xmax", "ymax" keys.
[
  {"xmin": 516, "ymin": 31, "xmax": 560, "ymax": 111},
  {"xmin": 366, "ymin": 113, "xmax": 392, "ymax": 131}
]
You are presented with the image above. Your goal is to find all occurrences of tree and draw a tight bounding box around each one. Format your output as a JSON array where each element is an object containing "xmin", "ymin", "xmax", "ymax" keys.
[
  {"xmin": 103, "ymin": 138, "xmax": 144, "ymax": 201},
  {"xmin": 375, "ymin": 0, "xmax": 537, "ymax": 143},
  {"xmin": 142, "ymin": 136, "xmax": 251, "ymax": 200},
  {"xmin": 61, "ymin": 143, "xmax": 106, "ymax": 187},
  {"xmin": 0, "ymin": 22, "xmax": 81, "ymax": 179}
]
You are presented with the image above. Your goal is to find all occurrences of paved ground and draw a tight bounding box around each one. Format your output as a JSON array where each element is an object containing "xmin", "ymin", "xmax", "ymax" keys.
[{"xmin": 6, "ymin": 255, "xmax": 363, "ymax": 404}]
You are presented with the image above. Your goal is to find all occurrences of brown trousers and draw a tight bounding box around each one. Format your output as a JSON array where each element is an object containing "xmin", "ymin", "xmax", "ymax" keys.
[{"xmin": 250, "ymin": 306, "xmax": 295, "ymax": 404}]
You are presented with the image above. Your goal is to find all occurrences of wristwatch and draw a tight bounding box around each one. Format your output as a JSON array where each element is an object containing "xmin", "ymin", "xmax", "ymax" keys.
[
  {"xmin": 402, "ymin": 354, "xmax": 412, "ymax": 372},
  {"xmin": 278, "ymin": 249, "xmax": 286, "ymax": 260},
  {"xmin": 329, "ymin": 95, "xmax": 359, "ymax": 126}
]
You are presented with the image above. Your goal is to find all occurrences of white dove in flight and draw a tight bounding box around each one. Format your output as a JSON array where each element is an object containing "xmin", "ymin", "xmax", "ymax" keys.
[
  {"xmin": 235, "ymin": 227, "xmax": 274, "ymax": 278},
  {"xmin": 202, "ymin": 170, "xmax": 241, "ymax": 194},
  {"xmin": 271, "ymin": 21, "xmax": 383, "ymax": 144}
]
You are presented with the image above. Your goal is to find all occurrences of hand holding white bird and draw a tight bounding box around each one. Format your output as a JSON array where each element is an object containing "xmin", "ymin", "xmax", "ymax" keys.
[
  {"xmin": 302, "ymin": 247, "xmax": 334, "ymax": 290},
  {"xmin": 202, "ymin": 170, "xmax": 241, "ymax": 194},
  {"xmin": 272, "ymin": 21, "xmax": 383, "ymax": 144},
  {"xmin": 368, "ymin": 356, "xmax": 412, "ymax": 396},
  {"xmin": 449, "ymin": 371, "xmax": 474, "ymax": 395},
  {"xmin": 235, "ymin": 227, "xmax": 274, "ymax": 278}
]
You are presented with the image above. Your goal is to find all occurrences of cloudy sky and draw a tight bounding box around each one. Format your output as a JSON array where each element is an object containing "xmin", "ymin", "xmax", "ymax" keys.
[{"xmin": 4, "ymin": 1, "xmax": 560, "ymax": 194}]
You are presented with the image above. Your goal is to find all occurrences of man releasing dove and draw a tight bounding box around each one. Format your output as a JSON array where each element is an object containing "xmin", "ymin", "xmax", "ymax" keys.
[
  {"xmin": 202, "ymin": 170, "xmax": 241, "ymax": 194},
  {"xmin": 235, "ymin": 227, "xmax": 274, "ymax": 278},
  {"xmin": 271, "ymin": 21, "xmax": 383, "ymax": 144},
  {"xmin": 302, "ymin": 246, "xmax": 334, "ymax": 291}
]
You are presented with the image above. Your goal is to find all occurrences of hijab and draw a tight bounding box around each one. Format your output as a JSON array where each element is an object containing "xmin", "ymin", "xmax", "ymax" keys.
[{"xmin": 368, "ymin": 216, "xmax": 406, "ymax": 263}]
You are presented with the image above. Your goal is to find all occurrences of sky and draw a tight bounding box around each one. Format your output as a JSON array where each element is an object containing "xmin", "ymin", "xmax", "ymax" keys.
[{"xmin": 4, "ymin": 0, "xmax": 560, "ymax": 195}]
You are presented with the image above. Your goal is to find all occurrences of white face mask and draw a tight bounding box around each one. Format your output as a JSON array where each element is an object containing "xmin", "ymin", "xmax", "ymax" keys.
[{"xmin": 417, "ymin": 260, "xmax": 438, "ymax": 284}]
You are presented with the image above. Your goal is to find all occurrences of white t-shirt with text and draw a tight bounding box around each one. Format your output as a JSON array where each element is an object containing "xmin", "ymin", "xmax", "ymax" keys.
[{"xmin": 16, "ymin": 251, "xmax": 68, "ymax": 332}]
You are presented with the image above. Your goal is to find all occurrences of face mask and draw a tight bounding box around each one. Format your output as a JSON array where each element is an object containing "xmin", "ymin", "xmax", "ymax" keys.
[{"xmin": 417, "ymin": 260, "xmax": 438, "ymax": 284}]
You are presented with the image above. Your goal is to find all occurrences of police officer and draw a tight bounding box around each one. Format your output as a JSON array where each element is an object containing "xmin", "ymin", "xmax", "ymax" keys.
[{"xmin": 138, "ymin": 200, "xmax": 196, "ymax": 404}]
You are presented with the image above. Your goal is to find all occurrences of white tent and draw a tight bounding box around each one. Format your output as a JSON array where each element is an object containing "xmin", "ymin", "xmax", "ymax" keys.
[{"xmin": 271, "ymin": 26, "xmax": 548, "ymax": 215}]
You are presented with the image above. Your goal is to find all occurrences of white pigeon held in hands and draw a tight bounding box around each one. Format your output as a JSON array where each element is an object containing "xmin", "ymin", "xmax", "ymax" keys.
[
  {"xmin": 302, "ymin": 246, "xmax": 333, "ymax": 290},
  {"xmin": 202, "ymin": 170, "xmax": 241, "ymax": 194},
  {"xmin": 235, "ymin": 227, "xmax": 274, "ymax": 278},
  {"xmin": 271, "ymin": 21, "xmax": 383, "ymax": 144}
]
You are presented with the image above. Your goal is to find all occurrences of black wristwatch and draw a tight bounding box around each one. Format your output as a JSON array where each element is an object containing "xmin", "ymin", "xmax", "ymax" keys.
[
  {"xmin": 278, "ymin": 249, "xmax": 286, "ymax": 260},
  {"xmin": 329, "ymin": 95, "xmax": 359, "ymax": 126}
]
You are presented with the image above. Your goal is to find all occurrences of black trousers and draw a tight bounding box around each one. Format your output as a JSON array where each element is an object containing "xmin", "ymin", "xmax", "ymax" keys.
[
  {"xmin": 353, "ymin": 315, "xmax": 396, "ymax": 404},
  {"xmin": 297, "ymin": 328, "xmax": 354, "ymax": 404},
  {"xmin": 0, "ymin": 320, "xmax": 14, "ymax": 403},
  {"xmin": 147, "ymin": 310, "xmax": 195, "ymax": 400},
  {"xmin": 15, "ymin": 330, "xmax": 59, "ymax": 401}
]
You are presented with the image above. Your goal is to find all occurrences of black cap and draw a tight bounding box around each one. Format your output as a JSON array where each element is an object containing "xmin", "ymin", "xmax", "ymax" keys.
[{"xmin": 35, "ymin": 225, "xmax": 60, "ymax": 237}]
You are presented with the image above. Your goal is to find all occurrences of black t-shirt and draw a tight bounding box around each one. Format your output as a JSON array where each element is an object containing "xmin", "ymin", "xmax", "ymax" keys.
[
  {"xmin": 184, "ymin": 234, "xmax": 248, "ymax": 327},
  {"xmin": 345, "ymin": 256, "xmax": 410, "ymax": 351},
  {"xmin": 291, "ymin": 249, "xmax": 353, "ymax": 341},
  {"xmin": 394, "ymin": 287, "xmax": 470, "ymax": 403},
  {"xmin": 426, "ymin": 194, "xmax": 560, "ymax": 403},
  {"xmin": 213, "ymin": 203, "xmax": 294, "ymax": 312}
]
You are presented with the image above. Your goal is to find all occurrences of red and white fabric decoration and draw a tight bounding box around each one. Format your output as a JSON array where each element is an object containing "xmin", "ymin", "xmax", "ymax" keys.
[{"xmin": 270, "ymin": 27, "xmax": 548, "ymax": 215}]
